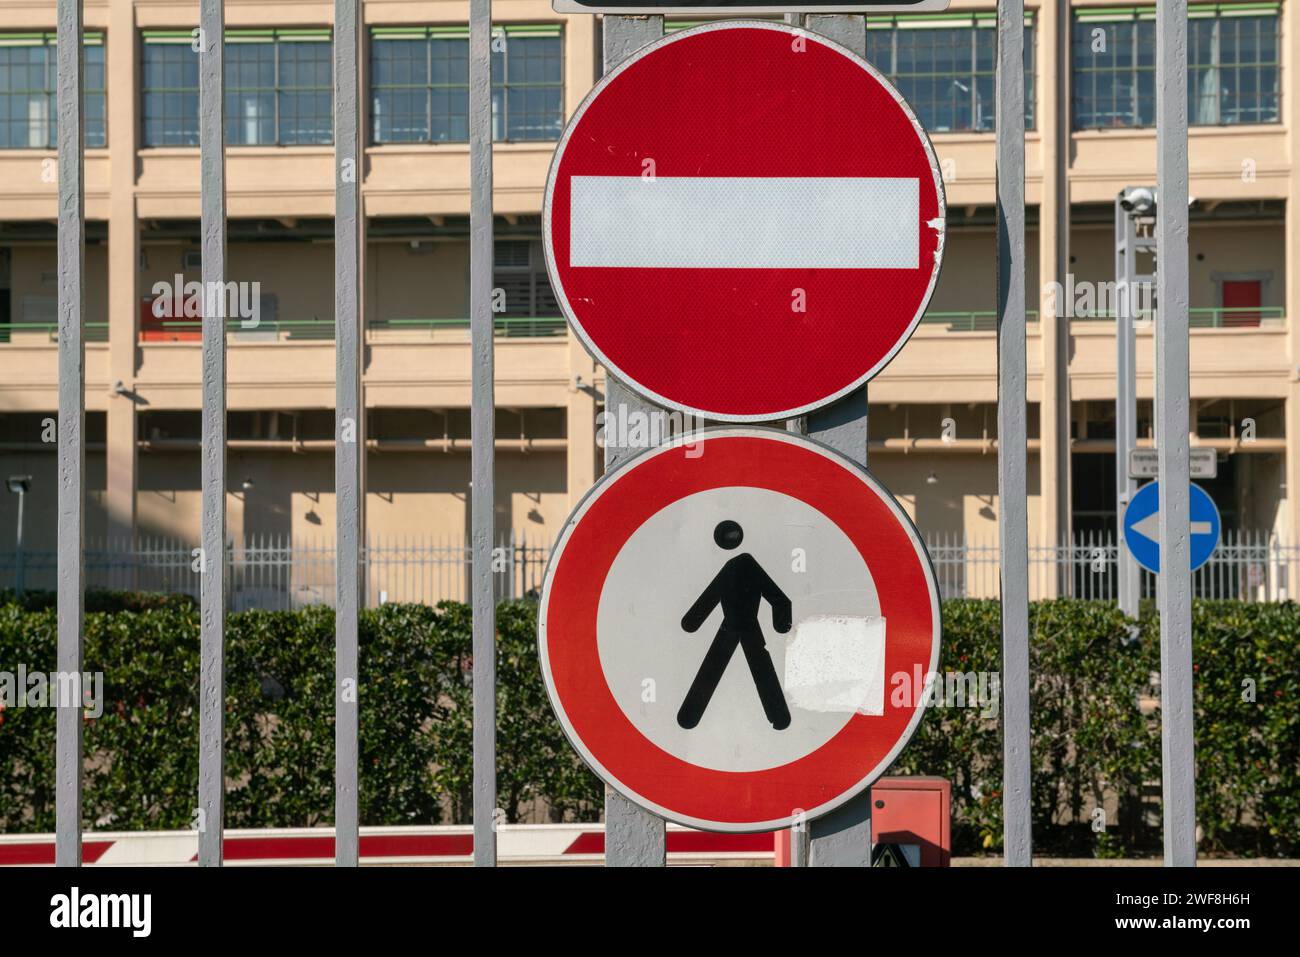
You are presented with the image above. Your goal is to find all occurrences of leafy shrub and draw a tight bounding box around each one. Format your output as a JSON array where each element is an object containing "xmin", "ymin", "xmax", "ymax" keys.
[
  {"xmin": 0, "ymin": 600, "xmax": 599, "ymax": 832},
  {"xmin": 0, "ymin": 598, "xmax": 1294, "ymax": 857}
]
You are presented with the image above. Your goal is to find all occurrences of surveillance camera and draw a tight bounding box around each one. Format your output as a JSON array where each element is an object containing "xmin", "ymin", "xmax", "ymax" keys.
[
  {"xmin": 1120, "ymin": 186, "xmax": 1156, "ymax": 214},
  {"xmin": 6, "ymin": 475, "xmax": 32, "ymax": 494}
]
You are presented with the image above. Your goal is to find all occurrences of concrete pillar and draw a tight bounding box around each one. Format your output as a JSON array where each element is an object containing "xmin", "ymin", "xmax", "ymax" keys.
[
  {"xmin": 105, "ymin": 0, "xmax": 137, "ymax": 550},
  {"xmin": 561, "ymin": 14, "xmax": 600, "ymax": 511},
  {"xmin": 564, "ymin": 13, "xmax": 597, "ymax": 117}
]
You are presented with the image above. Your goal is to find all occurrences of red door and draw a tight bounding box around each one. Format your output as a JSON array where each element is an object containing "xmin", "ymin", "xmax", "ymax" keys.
[{"xmin": 1222, "ymin": 280, "xmax": 1262, "ymax": 327}]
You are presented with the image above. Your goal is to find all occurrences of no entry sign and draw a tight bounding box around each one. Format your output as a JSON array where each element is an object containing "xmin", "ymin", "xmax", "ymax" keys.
[
  {"xmin": 543, "ymin": 21, "xmax": 946, "ymax": 421},
  {"xmin": 538, "ymin": 429, "xmax": 941, "ymax": 831}
]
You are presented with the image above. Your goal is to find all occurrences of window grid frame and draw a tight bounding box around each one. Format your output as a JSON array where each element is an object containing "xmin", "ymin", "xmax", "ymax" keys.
[
  {"xmin": 866, "ymin": 16, "xmax": 1036, "ymax": 134},
  {"xmin": 141, "ymin": 30, "xmax": 333, "ymax": 148},
  {"xmin": 0, "ymin": 33, "xmax": 107, "ymax": 150},
  {"xmin": 1189, "ymin": 13, "xmax": 1280, "ymax": 125},
  {"xmin": 1072, "ymin": 7, "xmax": 1281, "ymax": 130},
  {"xmin": 370, "ymin": 27, "xmax": 564, "ymax": 146}
]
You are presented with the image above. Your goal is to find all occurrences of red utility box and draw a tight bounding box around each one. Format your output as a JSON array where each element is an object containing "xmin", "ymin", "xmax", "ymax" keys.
[{"xmin": 774, "ymin": 776, "xmax": 950, "ymax": 866}]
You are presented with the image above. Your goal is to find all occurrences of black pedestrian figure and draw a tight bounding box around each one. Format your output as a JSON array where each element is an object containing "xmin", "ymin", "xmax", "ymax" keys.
[{"xmin": 678, "ymin": 520, "xmax": 793, "ymax": 731}]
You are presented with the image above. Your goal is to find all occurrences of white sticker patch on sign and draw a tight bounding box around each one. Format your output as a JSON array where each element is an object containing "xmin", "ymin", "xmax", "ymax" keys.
[{"xmin": 783, "ymin": 615, "xmax": 887, "ymax": 716}]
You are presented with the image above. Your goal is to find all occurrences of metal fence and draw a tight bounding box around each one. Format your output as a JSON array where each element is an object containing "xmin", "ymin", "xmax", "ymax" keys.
[
  {"xmin": 926, "ymin": 529, "xmax": 1292, "ymax": 603},
  {"xmin": 34, "ymin": 0, "xmax": 1196, "ymax": 868},
  {"xmin": 1, "ymin": 529, "xmax": 1289, "ymax": 608},
  {"xmin": 0, "ymin": 533, "xmax": 549, "ymax": 610}
]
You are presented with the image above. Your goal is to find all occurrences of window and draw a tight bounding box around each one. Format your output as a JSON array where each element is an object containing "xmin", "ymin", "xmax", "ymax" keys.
[
  {"xmin": 0, "ymin": 33, "xmax": 106, "ymax": 148},
  {"xmin": 370, "ymin": 28, "xmax": 468, "ymax": 143},
  {"xmin": 1073, "ymin": 5, "xmax": 1279, "ymax": 129},
  {"xmin": 371, "ymin": 26, "xmax": 563, "ymax": 144},
  {"xmin": 142, "ymin": 38, "xmax": 197, "ymax": 146},
  {"xmin": 493, "ymin": 240, "xmax": 558, "ymax": 317},
  {"xmin": 142, "ymin": 30, "xmax": 333, "ymax": 147},
  {"xmin": 1190, "ymin": 9, "xmax": 1279, "ymax": 125},
  {"xmin": 491, "ymin": 28, "xmax": 564, "ymax": 141},
  {"xmin": 866, "ymin": 15, "xmax": 1035, "ymax": 133}
]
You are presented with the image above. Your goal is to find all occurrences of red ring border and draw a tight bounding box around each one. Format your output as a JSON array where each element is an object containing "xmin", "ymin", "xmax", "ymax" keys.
[{"xmin": 539, "ymin": 429, "xmax": 941, "ymax": 831}]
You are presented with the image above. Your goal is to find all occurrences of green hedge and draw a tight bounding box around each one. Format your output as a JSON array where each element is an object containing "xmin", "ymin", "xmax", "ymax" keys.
[
  {"xmin": 0, "ymin": 600, "xmax": 600, "ymax": 833},
  {"xmin": 0, "ymin": 589, "xmax": 196, "ymax": 614},
  {"xmin": 894, "ymin": 600, "xmax": 1299, "ymax": 856},
  {"xmin": 0, "ymin": 598, "xmax": 1295, "ymax": 856}
]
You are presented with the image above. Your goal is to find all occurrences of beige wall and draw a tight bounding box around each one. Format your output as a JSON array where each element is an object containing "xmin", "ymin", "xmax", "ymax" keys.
[
  {"xmin": 137, "ymin": 238, "xmax": 474, "ymax": 325},
  {"xmin": 928, "ymin": 227, "xmax": 1042, "ymax": 316},
  {"xmin": 8, "ymin": 244, "xmax": 110, "ymax": 329},
  {"xmin": 1, "ymin": 0, "xmax": 1299, "ymax": 574},
  {"xmin": 1069, "ymin": 221, "xmax": 1288, "ymax": 314},
  {"xmin": 369, "ymin": 240, "xmax": 470, "ymax": 321},
  {"xmin": 132, "ymin": 447, "xmax": 568, "ymax": 545},
  {"xmin": 871, "ymin": 451, "xmax": 1044, "ymax": 544},
  {"xmin": 0, "ymin": 451, "xmax": 108, "ymax": 552}
]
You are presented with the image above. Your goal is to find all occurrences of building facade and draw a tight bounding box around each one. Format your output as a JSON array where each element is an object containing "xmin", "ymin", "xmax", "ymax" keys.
[{"xmin": 0, "ymin": 0, "xmax": 1293, "ymax": 602}]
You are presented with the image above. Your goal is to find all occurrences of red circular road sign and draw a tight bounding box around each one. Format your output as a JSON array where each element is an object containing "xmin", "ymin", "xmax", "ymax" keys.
[
  {"xmin": 544, "ymin": 21, "xmax": 946, "ymax": 422},
  {"xmin": 538, "ymin": 429, "xmax": 941, "ymax": 832}
]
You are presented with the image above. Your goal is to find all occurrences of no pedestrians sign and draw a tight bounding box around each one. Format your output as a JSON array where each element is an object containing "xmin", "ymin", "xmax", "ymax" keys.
[{"xmin": 538, "ymin": 429, "xmax": 942, "ymax": 831}]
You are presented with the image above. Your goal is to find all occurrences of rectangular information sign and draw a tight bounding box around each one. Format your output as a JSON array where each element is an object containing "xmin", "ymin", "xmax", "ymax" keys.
[{"xmin": 1128, "ymin": 448, "xmax": 1218, "ymax": 480}]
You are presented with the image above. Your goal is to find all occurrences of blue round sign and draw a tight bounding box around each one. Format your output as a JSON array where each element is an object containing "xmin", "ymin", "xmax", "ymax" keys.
[{"xmin": 1122, "ymin": 481, "xmax": 1221, "ymax": 574}]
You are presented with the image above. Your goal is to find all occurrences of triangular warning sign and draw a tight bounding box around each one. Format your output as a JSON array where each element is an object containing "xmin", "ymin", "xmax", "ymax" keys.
[{"xmin": 871, "ymin": 843, "xmax": 912, "ymax": 867}]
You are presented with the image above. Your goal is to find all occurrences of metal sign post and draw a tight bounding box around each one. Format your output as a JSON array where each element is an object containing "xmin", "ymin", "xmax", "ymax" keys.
[
  {"xmin": 1114, "ymin": 193, "xmax": 1154, "ymax": 618},
  {"xmin": 799, "ymin": 11, "xmax": 874, "ymax": 869},
  {"xmin": 198, "ymin": 0, "xmax": 227, "ymax": 868},
  {"xmin": 469, "ymin": 0, "xmax": 499, "ymax": 868},
  {"xmin": 1155, "ymin": 0, "xmax": 1197, "ymax": 867},
  {"xmin": 601, "ymin": 15, "xmax": 668, "ymax": 868},
  {"xmin": 55, "ymin": 0, "xmax": 86, "ymax": 869},
  {"xmin": 995, "ymin": 0, "xmax": 1032, "ymax": 867}
]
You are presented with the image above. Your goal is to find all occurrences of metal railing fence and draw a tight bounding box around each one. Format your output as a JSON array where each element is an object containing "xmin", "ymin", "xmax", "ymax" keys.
[
  {"xmin": 0, "ymin": 529, "xmax": 1288, "ymax": 608},
  {"xmin": 4, "ymin": 307, "xmax": 1284, "ymax": 344},
  {"xmin": 0, "ymin": 533, "xmax": 549, "ymax": 610},
  {"xmin": 925, "ymin": 528, "xmax": 1291, "ymax": 603}
]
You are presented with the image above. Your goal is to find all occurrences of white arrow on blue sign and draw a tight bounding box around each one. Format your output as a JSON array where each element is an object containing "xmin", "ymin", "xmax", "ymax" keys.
[{"xmin": 1122, "ymin": 481, "xmax": 1221, "ymax": 574}]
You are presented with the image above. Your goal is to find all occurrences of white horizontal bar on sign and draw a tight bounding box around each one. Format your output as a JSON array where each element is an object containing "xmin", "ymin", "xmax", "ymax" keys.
[{"xmin": 569, "ymin": 176, "xmax": 919, "ymax": 269}]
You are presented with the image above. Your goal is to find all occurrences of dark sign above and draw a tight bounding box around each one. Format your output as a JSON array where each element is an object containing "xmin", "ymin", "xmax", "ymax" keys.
[{"xmin": 553, "ymin": 1, "xmax": 950, "ymax": 13}]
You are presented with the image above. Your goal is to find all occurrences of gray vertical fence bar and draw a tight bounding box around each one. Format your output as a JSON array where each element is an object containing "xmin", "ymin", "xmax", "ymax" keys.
[
  {"xmin": 1155, "ymin": 0, "xmax": 1196, "ymax": 867},
  {"xmin": 469, "ymin": 0, "xmax": 497, "ymax": 867},
  {"xmin": 1115, "ymin": 197, "xmax": 1140, "ymax": 618},
  {"xmin": 996, "ymin": 0, "xmax": 1032, "ymax": 866},
  {"xmin": 334, "ymin": 0, "xmax": 362, "ymax": 868},
  {"xmin": 198, "ymin": 0, "xmax": 226, "ymax": 868},
  {"xmin": 801, "ymin": 12, "xmax": 874, "ymax": 871},
  {"xmin": 600, "ymin": 15, "xmax": 667, "ymax": 868},
  {"xmin": 55, "ymin": 0, "xmax": 85, "ymax": 868}
]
